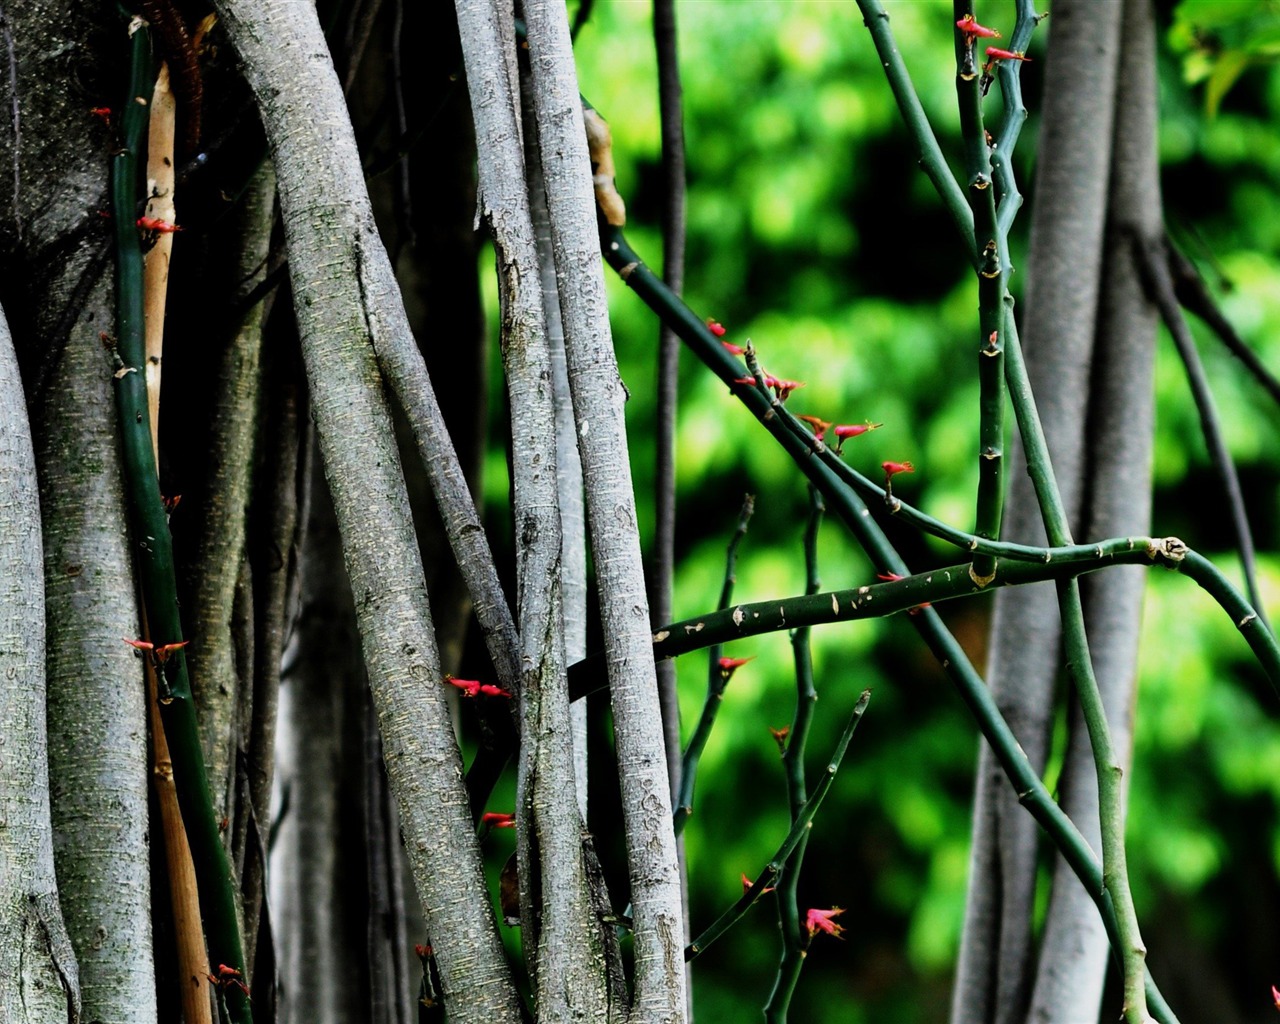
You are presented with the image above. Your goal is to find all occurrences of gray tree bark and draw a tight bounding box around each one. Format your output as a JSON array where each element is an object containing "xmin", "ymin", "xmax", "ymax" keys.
[
  {"xmin": 1028, "ymin": 1, "xmax": 1161, "ymax": 1018},
  {"xmin": 272, "ymin": 469, "xmax": 369, "ymax": 1024},
  {"xmin": 0, "ymin": 302, "xmax": 80, "ymax": 1024},
  {"xmin": 522, "ymin": 3, "xmax": 688, "ymax": 1020},
  {"xmin": 210, "ymin": 2, "xmax": 522, "ymax": 1019},
  {"xmin": 0, "ymin": 6, "xmax": 156, "ymax": 1021}
]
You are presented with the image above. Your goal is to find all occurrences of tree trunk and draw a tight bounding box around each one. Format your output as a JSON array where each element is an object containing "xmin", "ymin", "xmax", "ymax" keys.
[
  {"xmin": 0, "ymin": 6, "xmax": 157, "ymax": 1020},
  {"xmin": 211, "ymin": 2, "xmax": 523, "ymax": 1019},
  {"xmin": 0, "ymin": 301, "xmax": 80, "ymax": 1024}
]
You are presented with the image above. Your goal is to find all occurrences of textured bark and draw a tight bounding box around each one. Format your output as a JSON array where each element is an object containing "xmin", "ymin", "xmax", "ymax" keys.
[
  {"xmin": 522, "ymin": 3, "xmax": 688, "ymax": 1020},
  {"xmin": 521, "ymin": 68, "xmax": 590, "ymax": 820},
  {"xmin": 272, "ymin": 473, "xmax": 368, "ymax": 1024},
  {"xmin": 0, "ymin": 6, "xmax": 157, "ymax": 1021},
  {"xmin": 210, "ymin": 2, "xmax": 522, "ymax": 1019},
  {"xmin": 186, "ymin": 164, "xmax": 276, "ymax": 823},
  {"xmin": 952, "ymin": 5, "xmax": 1123, "ymax": 1023},
  {"xmin": 0, "ymin": 303, "xmax": 80, "ymax": 1024},
  {"xmin": 453, "ymin": 3, "xmax": 607, "ymax": 1017},
  {"xmin": 1027, "ymin": 1, "xmax": 1161, "ymax": 1018}
]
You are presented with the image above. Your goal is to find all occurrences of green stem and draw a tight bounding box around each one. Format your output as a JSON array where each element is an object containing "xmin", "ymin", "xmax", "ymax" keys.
[
  {"xmin": 597, "ymin": 221, "xmax": 1184, "ymax": 1020},
  {"xmin": 110, "ymin": 23, "xmax": 252, "ymax": 1024},
  {"xmin": 853, "ymin": 0, "xmax": 976, "ymax": 267},
  {"xmin": 686, "ymin": 690, "xmax": 871, "ymax": 963},
  {"xmin": 954, "ymin": 0, "xmax": 1006, "ymax": 583},
  {"xmin": 1059, "ymin": 578, "xmax": 1149, "ymax": 1022},
  {"xmin": 762, "ymin": 488, "xmax": 825, "ymax": 1024},
  {"xmin": 992, "ymin": 0, "xmax": 1040, "ymax": 237},
  {"xmin": 674, "ymin": 496, "xmax": 755, "ymax": 835}
]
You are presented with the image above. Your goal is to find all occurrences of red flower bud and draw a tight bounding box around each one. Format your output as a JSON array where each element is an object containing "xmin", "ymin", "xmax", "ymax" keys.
[
  {"xmin": 882, "ymin": 461, "xmax": 915, "ymax": 478},
  {"xmin": 90, "ymin": 106, "xmax": 113, "ymax": 123},
  {"xmin": 797, "ymin": 414, "xmax": 832, "ymax": 441},
  {"xmin": 136, "ymin": 216, "xmax": 182, "ymax": 233},
  {"xmin": 769, "ymin": 725, "xmax": 790, "ymax": 752},
  {"xmin": 482, "ymin": 812, "xmax": 516, "ymax": 829},
  {"xmin": 722, "ymin": 341, "xmax": 747, "ymax": 356},
  {"xmin": 805, "ymin": 907, "xmax": 845, "ymax": 939},
  {"xmin": 956, "ymin": 14, "xmax": 1001, "ymax": 38},
  {"xmin": 834, "ymin": 422, "xmax": 882, "ymax": 440},
  {"xmin": 772, "ymin": 379, "xmax": 806, "ymax": 402},
  {"xmin": 415, "ymin": 944, "xmax": 433, "ymax": 960},
  {"xmin": 718, "ymin": 655, "xmax": 755, "ymax": 679},
  {"xmin": 985, "ymin": 47, "xmax": 1029, "ymax": 61},
  {"xmin": 706, "ymin": 319, "xmax": 727, "ymax": 337},
  {"xmin": 876, "ymin": 572, "xmax": 905, "ymax": 582},
  {"xmin": 445, "ymin": 675, "xmax": 482, "ymax": 697},
  {"xmin": 123, "ymin": 638, "xmax": 155, "ymax": 653}
]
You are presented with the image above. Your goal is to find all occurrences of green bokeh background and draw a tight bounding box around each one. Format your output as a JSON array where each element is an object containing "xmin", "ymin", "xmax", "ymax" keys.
[{"xmin": 481, "ymin": 2, "xmax": 1280, "ymax": 1020}]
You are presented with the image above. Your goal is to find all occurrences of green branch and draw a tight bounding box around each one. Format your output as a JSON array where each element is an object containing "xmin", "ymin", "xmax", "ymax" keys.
[
  {"xmin": 597, "ymin": 218, "xmax": 1189, "ymax": 1017},
  {"xmin": 763, "ymin": 488, "xmax": 825, "ymax": 1024},
  {"xmin": 953, "ymin": 0, "xmax": 1006, "ymax": 583},
  {"xmin": 686, "ymin": 690, "xmax": 871, "ymax": 964},
  {"xmin": 110, "ymin": 22, "xmax": 251, "ymax": 1024},
  {"xmin": 674, "ymin": 496, "xmax": 754, "ymax": 836},
  {"xmin": 853, "ymin": 0, "xmax": 976, "ymax": 266}
]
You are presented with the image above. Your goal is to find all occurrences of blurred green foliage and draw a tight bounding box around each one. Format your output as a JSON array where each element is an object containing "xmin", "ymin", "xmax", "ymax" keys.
[{"xmin": 482, "ymin": 1, "xmax": 1280, "ymax": 1020}]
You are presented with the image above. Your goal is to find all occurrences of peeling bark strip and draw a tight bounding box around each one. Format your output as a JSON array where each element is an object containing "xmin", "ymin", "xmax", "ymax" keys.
[
  {"xmin": 0, "ymin": 303, "xmax": 81, "ymax": 1024},
  {"xmin": 522, "ymin": 3, "xmax": 688, "ymax": 1021},
  {"xmin": 209, "ymin": 3, "xmax": 521, "ymax": 1022}
]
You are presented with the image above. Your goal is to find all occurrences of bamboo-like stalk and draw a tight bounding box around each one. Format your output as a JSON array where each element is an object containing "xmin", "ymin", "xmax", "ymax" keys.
[
  {"xmin": 672, "ymin": 496, "xmax": 754, "ymax": 835},
  {"xmin": 991, "ymin": 0, "xmax": 1040, "ymax": 238},
  {"xmin": 145, "ymin": 655, "xmax": 212, "ymax": 1024},
  {"xmin": 109, "ymin": 24, "xmax": 252, "ymax": 1024},
  {"xmin": 140, "ymin": 55, "xmax": 213, "ymax": 1024},
  {"xmin": 142, "ymin": 63, "xmax": 175, "ymax": 455},
  {"xmin": 572, "ymin": 538, "xmax": 1273, "ymax": 680},
  {"xmin": 762, "ymin": 487, "xmax": 825, "ymax": 1024},
  {"xmin": 854, "ymin": 6, "xmax": 1154, "ymax": 1016},
  {"xmin": 686, "ymin": 690, "xmax": 871, "ymax": 963},
  {"xmin": 1058, "ymin": 578, "xmax": 1150, "ymax": 1022}
]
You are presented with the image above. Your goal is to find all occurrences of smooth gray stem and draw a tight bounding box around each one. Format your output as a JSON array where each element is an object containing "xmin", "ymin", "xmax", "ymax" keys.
[
  {"xmin": 1029, "ymin": 0, "xmax": 1161, "ymax": 1017},
  {"xmin": 211, "ymin": 3, "xmax": 522, "ymax": 1019},
  {"xmin": 952, "ymin": 5, "xmax": 1124, "ymax": 1023},
  {"xmin": 187, "ymin": 164, "xmax": 276, "ymax": 824},
  {"xmin": 272, "ymin": 472, "xmax": 367, "ymax": 1024},
  {"xmin": 0, "ymin": 301, "xmax": 81, "ymax": 1024},
  {"xmin": 521, "ymin": 61, "xmax": 590, "ymax": 821},
  {"xmin": 523, "ymin": 3, "xmax": 688, "ymax": 1021},
  {"xmin": 454, "ymin": 2, "xmax": 607, "ymax": 1017}
]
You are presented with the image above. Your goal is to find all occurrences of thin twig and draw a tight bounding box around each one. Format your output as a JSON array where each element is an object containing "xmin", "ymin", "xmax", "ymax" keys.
[
  {"xmin": 652, "ymin": 0, "xmax": 686, "ymax": 810},
  {"xmin": 762, "ymin": 487, "xmax": 825, "ymax": 1024},
  {"xmin": 1136, "ymin": 233, "xmax": 1269, "ymax": 628},
  {"xmin": 687, "ymin": 690, "xmax": 871, "ymax": 963},
  {"xmin": 1165, "ymin": 237, "xmax": 1280, "ymax": 407},
  {"xmin": 672, "ymin": 495, "xmax": 754, "ymax": 835}
]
